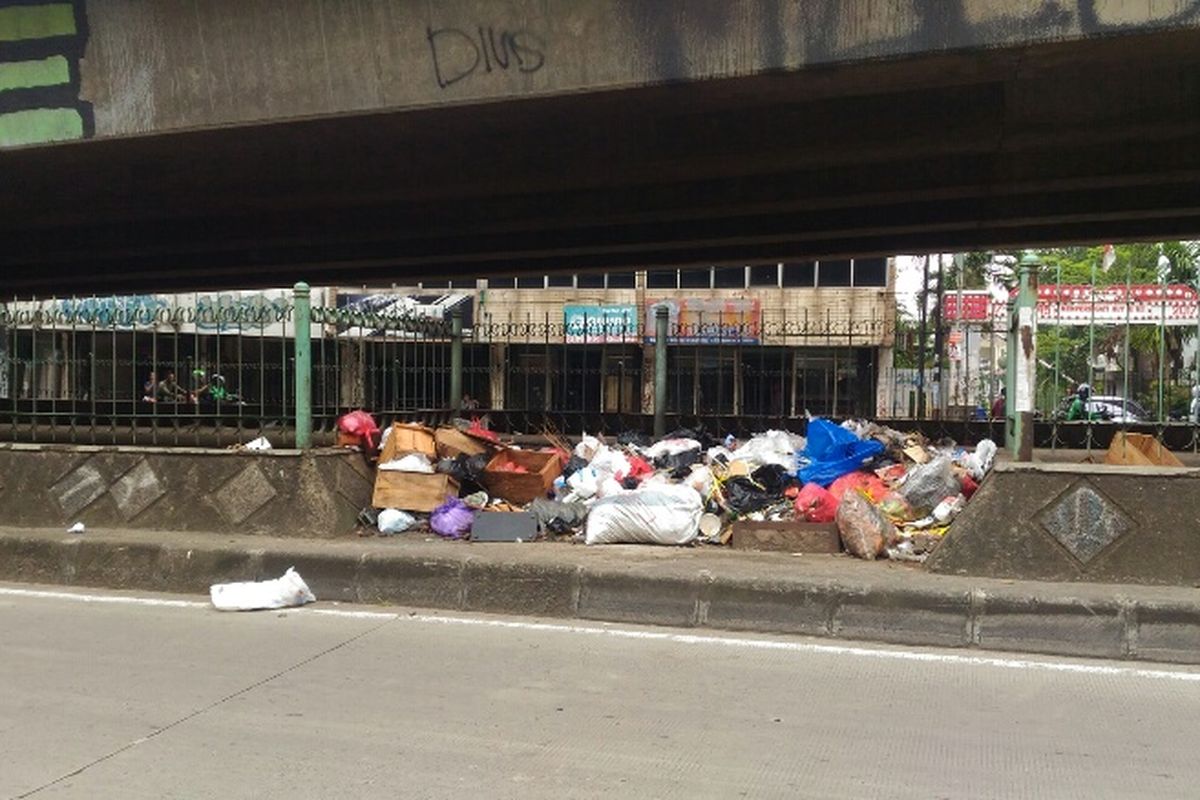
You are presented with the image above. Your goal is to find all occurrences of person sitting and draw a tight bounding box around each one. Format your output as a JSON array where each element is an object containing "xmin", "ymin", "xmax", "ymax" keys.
[
  {"xmin": 156, "ymin": 370, "xmax": 189, "ymax": 403},
  {"xmin": 142, "ymin": 371, "xmax": 157, "ymax": 403},
  {"xmin": 990, "ymin": 387, "xmax": 1005, "ymax": 420}
]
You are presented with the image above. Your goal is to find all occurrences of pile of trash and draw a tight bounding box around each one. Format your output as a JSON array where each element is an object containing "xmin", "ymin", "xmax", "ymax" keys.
[{"xmin": 338, "ymin": 411, "xmax": 997, "ymax": 561}]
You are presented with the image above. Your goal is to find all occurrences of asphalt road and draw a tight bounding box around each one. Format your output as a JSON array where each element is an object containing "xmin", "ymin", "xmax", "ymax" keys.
[{"xmin": 2, "ymin": 583, "xmax": 1198, "ymax": 800}]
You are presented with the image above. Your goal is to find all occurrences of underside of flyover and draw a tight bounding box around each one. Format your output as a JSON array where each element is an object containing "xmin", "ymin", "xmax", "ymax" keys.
[{"xmin": 4, "ymin": 29, "xmax": 1200, "ymax": 296}]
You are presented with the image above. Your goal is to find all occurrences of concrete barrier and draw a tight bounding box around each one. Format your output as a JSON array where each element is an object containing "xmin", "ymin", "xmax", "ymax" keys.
[
  {"xmin": 927, "ymin": 462, "xmax": 1200, "ymax": 586},
  {"xmin": 0, "ymin": 443, "xmax": 373, "ymax": 538}
]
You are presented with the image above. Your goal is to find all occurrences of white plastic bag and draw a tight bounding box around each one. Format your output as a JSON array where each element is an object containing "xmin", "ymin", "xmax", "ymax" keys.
[
  {"xmin": 642, "ymin": 438, "xmax": 702, "ymax": 460},
  {"xmin": 574, "ymin": 434, "xmax": 602, "ymax": 462},
  {"xmin": 244, "ymin": 436, "xmax": 272, "ymax": 451},
  {"xmin": 566, "ymin": 466, "xmax": 600, "ymax": 500},
  {"xmin": 589, "ymin": 446, "xmax": 631, "ymax": 482},
  {"xmin": 210, "ymin": 568, "xmax": 316, "ymax": 611},
  {"xmin": 729, "ymin": 430, "xmax": 796, "ymax": 470},
  {"xmin": 962, "ymin": 439, "xmax": 998, "ymax": 481},
  {"xmin": 378, "ymin": 453, "xmax": 434, "ymax": 473},
  {"xmin": 585, "ymin": 483, "xmax": 703, "ymax": 546},
  {"xmin": 377, "ymin": 508, "xmax": 416, "ymax": 534}
]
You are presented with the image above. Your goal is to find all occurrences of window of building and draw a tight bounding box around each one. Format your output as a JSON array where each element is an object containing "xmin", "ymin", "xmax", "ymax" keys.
[
  {"xmin": 713, "ymin": 267, "xmax": 746, "ymax": 288},
  {"xmin": 679, "ymin": 268, "xmax": 711, "ymax": 289},
  {"xmin": 606, "ymin": 272, "xmax": 636, "ymax": 289},
  {"xmin": 749, "ymin": 264, "xmax": 780, "ymax": 287},
  {"xmin": 853, "ymin": 257, "xmax": 887, "ymax": 287},
  {"xmin": 647, "ymin": 270, "xmax": 677, "ymax": 289},
  {"xmin": 781, "ymin": 262, "xmax": 816, "ymax": 287},
  {"xmin": 818, "ymin": 260, "xmax": 851, "ymax": 287},
  {"xmin": 516, "ymin": 275, "xmax": 546, "ymax": 289},
  {"xmin": 546, "ymin": 274, "xmax": 574, "ymax": 287},
  {"xmin": 575, "ymin": 273, "xmax": 605, "ymax": 288}
]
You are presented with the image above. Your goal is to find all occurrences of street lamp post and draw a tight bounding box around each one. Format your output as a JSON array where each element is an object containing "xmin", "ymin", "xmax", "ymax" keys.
[{"xmin": 1159, "ymin": 253, "xmax": 1170, "ymax": 423}]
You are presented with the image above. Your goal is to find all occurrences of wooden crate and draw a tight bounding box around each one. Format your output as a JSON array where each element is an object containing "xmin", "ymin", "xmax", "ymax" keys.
[
  {"xmin": 1104, "ymin": 432, "xmax": 1184, "ymax": 467},
  {"xmin": 435, "ymin": 427, "xmax": 493, "ymax": 459},
  {"xmin": 730, "ymin": 521, "xmax": 842, "ymax": 553},
  {"xmin": 372, "ymin": 471, "xmax": 459, "ymax": 513},
  {"xmin": 380, "ymin": 423, "xmax": 436, "ymax": 462},
  {"xmin": 481, "ymin": 449, "xmax": 562, "ymax": 505}
]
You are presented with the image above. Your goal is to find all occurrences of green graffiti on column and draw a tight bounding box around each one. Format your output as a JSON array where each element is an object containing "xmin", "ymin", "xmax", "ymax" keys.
[{"xmin": 0, "ymin": 1, "xmax": 90, "ymax": 147}]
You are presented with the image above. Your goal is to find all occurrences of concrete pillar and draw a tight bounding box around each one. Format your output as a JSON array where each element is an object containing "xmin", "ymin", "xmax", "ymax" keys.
[
  {"xmin": 488, "ymin": 343, "xmax": 507, "ymax": 410},
  {"xmin": 1006, "ymin": 255, "xmax": 1039, "ymax": 461},
  {"xmin": 875, "ymin": 346, "xmax": 894, "ymax": 418}
]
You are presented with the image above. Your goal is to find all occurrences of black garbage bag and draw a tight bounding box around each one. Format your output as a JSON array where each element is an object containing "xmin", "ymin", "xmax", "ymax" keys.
[
  {"xmin": 723, "ymin": 476, "xmax": 775, "ymax": 515},
  {"xmin": 653, "ymin": 446, "xmax": 702, "ymax": 477},
  {"xmin": 617, "ymin": 430, "xmax": 651, "ymax": 448},
  {"xmin": 463, "ymin": 453, "xmax": 491, "ymax": 482},
  {"xmin": 436, "ymin": 454, "xmax": 491, "ymax": 492},
  {"xmin": 664, "ymin": 426, "xmax": 721, "ymax": 450},
  {"xmin": 561, "ymin": 454, "xmax": 589, "ymax": 480},
  {"xmin": 751, "ymin": 464, "xmax": 794, "ymax": 496},
  {"xmin": 436, "ymin": 457, "xmax": 471, "ymax": 482},
  {"xmin": 528, "ymin": 497, "xmax": 588, "ymax": 535}
]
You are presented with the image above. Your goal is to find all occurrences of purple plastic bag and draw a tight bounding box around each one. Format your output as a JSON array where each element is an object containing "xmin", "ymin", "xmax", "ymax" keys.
[{"xmin": 430, "ymin": 496, "xmax": 474, "ymax": 539}]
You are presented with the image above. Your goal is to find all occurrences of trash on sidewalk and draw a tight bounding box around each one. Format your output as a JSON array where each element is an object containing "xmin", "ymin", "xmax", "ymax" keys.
[
  {"xmin": 67, "ymin": 521, "xmax": 85, "ymax": 534},
  {"xmin": 835, "ymin": 491, "xmax": 895, "ymax": 560},
  {"xmin": 585, "ymin": 483, "xmax": 703, "ymax": 545},
  {"xmin": 210, "ymin": 567, "xmax": 316, "ymax": 611},
  {"xmin": 336, "ymin": 410, "xmax": 380, "ymax": 451},
  {"xmin": 1104, "ymin": 432, "xmax": 1184, "ymax": 467},
  {"xmin": 377, "ymin": 508, "xmax": 416, "ymax": 535},
  {"xmin": 471, "ymin": 511, "xmax": 538, "ymax": 542},
  {"xmin": 243, "ymin": 436, "xmax": 272, "ymax": 451},
  {"xmin": 430, "ymin": 496, "xmax": 475, "ymax": 539},
  {"xmin": 354, "ymin": 415, "xmax": 996, "ymax": 559}
]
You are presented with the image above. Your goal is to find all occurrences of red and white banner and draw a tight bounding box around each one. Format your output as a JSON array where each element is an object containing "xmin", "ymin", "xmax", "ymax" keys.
[{"xmin": 944, "ymin": 285, "xmax": 1200, "ymax": 327}]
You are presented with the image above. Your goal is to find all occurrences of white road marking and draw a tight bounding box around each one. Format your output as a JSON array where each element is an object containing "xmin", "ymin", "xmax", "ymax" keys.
[{"xmin": 3, "ymin": 585, "xmax": 1199, "ymax": 683}]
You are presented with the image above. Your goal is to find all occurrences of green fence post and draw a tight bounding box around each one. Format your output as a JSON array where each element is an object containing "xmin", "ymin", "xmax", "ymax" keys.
[
  {"xmin": 654, "ymin": 305, "xmax": 669, "ymax": 437},
  {"xmin": 450, "ymin": 307, "xmax": 463, "ymax": 413},
  {"xmin": 1006, "ymin": 254, "xmax": 1038, "ymax": 461},
  {"xmin": 293, "ymin": 282, "xmax": 312, "ymax": 449}
]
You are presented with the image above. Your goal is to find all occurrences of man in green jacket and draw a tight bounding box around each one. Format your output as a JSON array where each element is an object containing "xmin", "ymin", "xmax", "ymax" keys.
[{"xmin": 1066, "ymin": 384, "xmax": 1092, "ymax": 421}]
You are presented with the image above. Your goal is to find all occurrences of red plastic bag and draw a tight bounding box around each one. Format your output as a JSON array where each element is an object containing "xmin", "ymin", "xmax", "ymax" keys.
[
  {"xmin": 336, "ymin": 410, "xmax": 379, "ymax": 449},
  {"xmin": 829, "ymin": 471, "xmax": 889, "ymax": 503},
  {"xmin": 467, "ymin": 418, "xmax": 500, "ymax": 442},
  {"xmin": 794, "ymin": 483, "xmax": 838, "ymax": 523},
  {"xmin": 960, "ymin": 473, "xmax": 979, "ymax": 499}
]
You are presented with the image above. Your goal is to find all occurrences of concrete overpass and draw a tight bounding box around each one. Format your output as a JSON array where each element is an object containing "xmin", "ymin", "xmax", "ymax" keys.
[{"xmin": 3, "ymin": 0, "xmax": 1200, "ymax": 294}]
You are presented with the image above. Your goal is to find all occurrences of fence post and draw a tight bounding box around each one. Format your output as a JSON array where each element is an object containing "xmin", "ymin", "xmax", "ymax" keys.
[
  {"xmin": 293, "ymin": 282, "xmax": 312, "ymax": 449},
  {"xmin": 450, "ymin": 307, "xmax": 463, "ymax": 413},
  {"xmin": 654, "ymin": 305, "xmax": 668, "ymax": 437}
]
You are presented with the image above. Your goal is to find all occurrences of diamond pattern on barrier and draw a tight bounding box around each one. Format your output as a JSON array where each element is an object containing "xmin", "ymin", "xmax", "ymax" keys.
[
  {"xmin": 1036, "ymin": 482, "xmax": 1132, "ymax": 565},
  {"xmin": 212, "ymin": 463, "xmax": 278, "ymax": 525}
]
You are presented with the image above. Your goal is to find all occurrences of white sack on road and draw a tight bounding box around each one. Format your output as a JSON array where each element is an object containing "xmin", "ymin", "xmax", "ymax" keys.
[{"xmin": 210, "ymin": 567, "xmax": 316, "ymax": 611}]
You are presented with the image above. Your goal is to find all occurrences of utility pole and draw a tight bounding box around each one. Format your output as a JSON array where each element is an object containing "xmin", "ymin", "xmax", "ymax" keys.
[
  {"xmin": 917, "ymin": 254, "xmax": 929, "ymax": 419},
  {"xmin": 934, "ymin": 253, "xmax": 947, "ymax": 417}
]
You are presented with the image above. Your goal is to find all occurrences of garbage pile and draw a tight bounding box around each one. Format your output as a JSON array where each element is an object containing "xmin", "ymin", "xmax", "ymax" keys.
[{"xmin": 339, "ymin": 411, "xmax": 996, "ymax": 560}]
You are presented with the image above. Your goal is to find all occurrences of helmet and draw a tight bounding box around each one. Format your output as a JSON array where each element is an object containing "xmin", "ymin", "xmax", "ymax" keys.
[{"xmin": 1077, "ymin": 383, "xmax": 1091, "ymax": 399}]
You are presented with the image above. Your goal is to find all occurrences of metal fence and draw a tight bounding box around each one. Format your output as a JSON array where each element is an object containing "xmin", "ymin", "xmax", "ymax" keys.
[{"xmin": 7, "ymin": 279, "xmax": 1200, "ymax": 451}]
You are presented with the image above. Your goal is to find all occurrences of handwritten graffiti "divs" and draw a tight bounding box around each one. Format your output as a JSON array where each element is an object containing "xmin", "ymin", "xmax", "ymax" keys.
[{"xmin": 426, "ymin": 25, "xmax": 545, "ymax": 89}]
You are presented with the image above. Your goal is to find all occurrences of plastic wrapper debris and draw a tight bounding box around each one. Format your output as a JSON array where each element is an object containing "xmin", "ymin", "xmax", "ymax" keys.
[
  {"xmin": 878, "ymin": 491, "xmax": 917, "ymax": 522},
  {"xmin": 463, "ymin": 491, "xmax": 489, "ymax": 509},
  {"xmin": 585, "ymin": 483, "xmax": 703, "ymax": 546},
  {"xmin": 900, "ymin": 456, "xmax": 962, "ymax": 516},
  {"xmin": 750, "ymin": 464, "xmax": 793, "ymax": 496},
  {"xmin": 574, "ymin": 435, "xmax": 603, "ymax": 462},
  {"xmin": 379, "ymin": 453, "xmax": 435, "ymax": 473},
  {"xmin": 590, "ymin": 447, "xmax": 632, "ymax": 483},
  {"xmin": 798, "ymin": 419, "xmax": 885, "ymax": 487},
  {"xmin": 794, "ymin": 483, "xmax": 838, "ymax": 523},
  {"xmin": 210, "ymin": 567, "xmax": 316, "ymax": 611},
  {"xmin": 565, "ymin": 467, "xmax": 600, "ymax": 501},
  {"xmin": 960, "ymin": 474, "xmax": 979, "ymax": 499},
  {"xmin": 835, "ymin": 491, "xmax": 896, "ymax": 560},
  {"xmin": 828, "ymin": 471, "xmax": 889, "ymax": 503},
  {"xmin": 960, "ymin": 439, "xmax": 998, "ymax": 481},
  {"xmin": 430, "ymin": 496, "xmax": 474, "ymax": 539},
  {"xmin": 729, "ymin": 430, "xmax": 797, "ymax": 470},
  {"xmin": 723, "ymin": 476, "xmax": 775, "ymax": 515},
  {"xmin": 561, "ymin": 454, "xmax": 589, "ymax": 480},
  {"xmin": 528, "ymin": 497, "xmax": 588, "ymax": 535},
  {"xmin": 244, "ymin": 436, "xmax": 272, "ymax": 451},
  {"xmin": 617, "ymin": 430, "xmax": 651, "ymax": 448},
  {"xmin": 933, "ymin": 494, "xmax": 966, "ymax": 524},
  {"xmin": 685, "ymin": 465, "xmax": 715, "ymax": 501},
  {"xmin": 377, "ymin": 508, "xmax": 416, "ymax": 535},
  {"xmin": 643, "ymin": 438, "xmax": 702, "ymax": 461}
]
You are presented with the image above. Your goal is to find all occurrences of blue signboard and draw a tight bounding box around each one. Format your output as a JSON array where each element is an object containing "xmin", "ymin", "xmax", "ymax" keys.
[{"xmin": 564, "ymin": 304, "xmax": 639, "ymax": 343}]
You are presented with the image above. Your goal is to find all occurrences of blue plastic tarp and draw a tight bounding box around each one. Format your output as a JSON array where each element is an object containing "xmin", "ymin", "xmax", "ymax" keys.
[{"xmin": 797, "ymin": 418, "xmax": 885, "ymax": 487}]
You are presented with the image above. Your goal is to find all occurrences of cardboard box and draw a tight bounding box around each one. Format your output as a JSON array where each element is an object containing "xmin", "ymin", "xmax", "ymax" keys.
[
  {"xmin": 435, "ymin": 427, "xmax": 493, "ymax": 459},
  {"xmin": 380, "ymin": 423, "xmax": 436, "ymax": 462},
  {"xmin": 481, "ymin": 449, "xmax": 562, "ymax": 505},
  {"xmin": 1104, "ymin": 432, "xmax": 1184, "ymax": 467},
  {"xmin": 372, "ymin": 471, "xmax": 459, "ymax": 513},
  {"xmin": 730, "ymin": 521, "xmax": 842, "ymax": 553}
]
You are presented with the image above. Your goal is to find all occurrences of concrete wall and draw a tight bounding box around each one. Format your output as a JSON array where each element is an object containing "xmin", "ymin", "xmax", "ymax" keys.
[
  {"xmin": 0, "ymin": 444, "xmax": 374, "ymax": 537},
  {"xmin": 927, "ymin": 462, "xmax": 1200, "ymax": 586},
  {"xmin": 40, "ymin": 0, "xmax": 1197, "ymax": 142}
]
